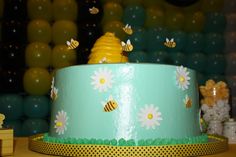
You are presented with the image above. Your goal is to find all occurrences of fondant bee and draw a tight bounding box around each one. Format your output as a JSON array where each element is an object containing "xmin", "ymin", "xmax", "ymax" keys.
[
  {"xmin": 99, "ymin": 57, "xmax": 108, "ymax": 64},
  {"xmin": 102, "ymin": 96, "xmax": 118, "ymax": 112},
  {"xmin": 184, "ymin": 95, "xmax": 192, "ymax": 108},
  {"xmin": 0, "ymin": 113, "xmax": 5, "ymax": 129},
  {"xmin": 164, "ymin": 38, "xmax": 176, "ymax": 48},
  {"xmin": 89, "ymin": 6, "xmax": 99, "ymax": 14},
  {"xmin": 66, "ymin": 38, "xmax": 79, "ymax": 50},
  {"xmin": 123, "ymin": 24, "xmax": 133, "ymax": 35},
  {"xmin": 121, "ymin": 39, "xmax": 133, "ymax": 52}
]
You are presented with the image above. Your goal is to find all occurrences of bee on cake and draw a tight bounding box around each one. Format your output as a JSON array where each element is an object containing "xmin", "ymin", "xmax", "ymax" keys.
[
  {"xmin": 121, "ymin": 39, "xmax": 133, "ymax": 52},
  {"xmin": 164, "ymin": 38, "xmax": 176, "ymax": 48},
  {"xmin": 101, "ymin": 96, "xmax": 118, "ymax": 112},
  {"xmin": 66, "ymin": 38, "xmax": 79, "ymax": 50}
]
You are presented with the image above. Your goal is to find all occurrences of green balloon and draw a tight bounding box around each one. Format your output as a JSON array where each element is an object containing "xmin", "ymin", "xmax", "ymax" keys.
[
  {"xmin": 22, "ymin": 118, "xmax": 49, "ymax": 136},
  {"xmin": 4, "ymin": 120, "xmax": 22, "ymax": 137},
  {"xmin": 23, "ymin": 96, "xmax": 50, "ymax": 118}
]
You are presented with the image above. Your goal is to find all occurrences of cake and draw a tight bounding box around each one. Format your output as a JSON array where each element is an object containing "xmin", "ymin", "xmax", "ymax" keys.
[{"xmin": 45, "ymin": 62, "xmax": 207, "ymax": 146}]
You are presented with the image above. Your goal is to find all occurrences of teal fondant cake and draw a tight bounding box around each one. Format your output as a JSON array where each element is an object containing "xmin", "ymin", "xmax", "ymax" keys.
[{"xmin": 46, "ymin": 63, "xmax": 206, "ymax": 146}]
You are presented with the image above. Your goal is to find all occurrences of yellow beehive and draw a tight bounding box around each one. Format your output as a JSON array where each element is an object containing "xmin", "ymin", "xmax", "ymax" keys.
[{"xmin": 0, "ymin": 129, "xmax": 14, "ymax": 156}]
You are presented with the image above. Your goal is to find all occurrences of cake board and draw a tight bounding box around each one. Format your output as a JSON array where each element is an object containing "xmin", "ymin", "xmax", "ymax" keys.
[{"xmin": 29, "ymin": 134, "xmax": 228, "ymax": 157}]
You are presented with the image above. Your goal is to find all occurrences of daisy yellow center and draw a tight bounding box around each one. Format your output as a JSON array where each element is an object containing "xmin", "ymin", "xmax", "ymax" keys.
[
  {"xmin": 56, "ymin": 122, "xmax": 63, "ymax": 127},
  {"xmin": 147, "ymin": 113, "xmax": 153, "ymax": 120},
  {"xmin": 179, "ymin": 76, "xmax": 185, "ymax": 83},
  {"xmin": 99, "ymin": 78, "xmax": 106, "ymax": 84}
]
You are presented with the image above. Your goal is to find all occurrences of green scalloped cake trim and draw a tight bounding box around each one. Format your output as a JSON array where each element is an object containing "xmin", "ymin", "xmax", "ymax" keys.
[{"xmin": 43, "ymin": 134, "xmax": 208, "ymax": 146}]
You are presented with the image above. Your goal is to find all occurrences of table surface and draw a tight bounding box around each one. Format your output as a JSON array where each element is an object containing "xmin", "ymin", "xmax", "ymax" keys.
[{"xmin": 8, "ymin": 138, "xmax": 236, "ymax": 157}]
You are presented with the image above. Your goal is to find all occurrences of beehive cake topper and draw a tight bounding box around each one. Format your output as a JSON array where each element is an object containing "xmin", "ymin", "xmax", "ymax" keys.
[{"xmin": 88, "ymin": 32, "xmax": 133, "ymax": 64}]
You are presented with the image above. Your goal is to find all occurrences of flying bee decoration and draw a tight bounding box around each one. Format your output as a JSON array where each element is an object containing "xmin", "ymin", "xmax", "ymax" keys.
[
  {"xmin": 101, "ymin": 95, "xmax": 118, "ymax": 112},
  {"xmin": 121, "ymin": 39, "xmax": 133, "ymax": 52},
  {"xmin": 66, "ymin": 38, "xmax": 79, "ymax": 50},
  {"xmin": 123, "ymin": 24, "xmax": 133, "ymax": 35},
  {"xmin": 89, "ymin": 6, "xmax": 99, "ymax": 14},
  {"xmin": 164, "ymin": 38, "xmax": 176, "ymax": 48}
]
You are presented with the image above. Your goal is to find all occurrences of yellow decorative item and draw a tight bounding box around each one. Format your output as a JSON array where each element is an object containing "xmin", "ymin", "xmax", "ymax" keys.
[
  {"xmin": 199, "ymin": 80, "xmax": 229, "ymax": 107},
  {"xmin": 0, "ymin": 113, "xmax": 5, "ymax": 129},
  {"xmin": 0, "ymin": 129, "xmax": 14, "ymax": 156},
  {"xmin": 123, "ymin": 24, "xmax": 133, "ymax": 35},
  {"xmin": 88, "ymin": 32, "xmax": 128, "ymax": 64},
  {"xmin": 66, "ymin": 38, "xmax": 79, "ymax": 50},
  {"xmin": 89, "ymin": 6, "xmax": 99, "ymax": 15},
  {"xmin": 29, "ymin": 134, "xmax": 228, "ymax": 157},
  {"xmin": 164, "ymin": 38, "xmax": 176, "ymax": 48}
]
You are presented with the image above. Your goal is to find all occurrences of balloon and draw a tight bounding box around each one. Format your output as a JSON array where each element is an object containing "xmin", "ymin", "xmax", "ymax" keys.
[
  {"xmin": 102, "ymin": 2, "xmax": 123, "ymax": 23},
  {"xmin": 145, "ymin": 6, "xmax": 165, "ymax": 28},
  {"xmin": 25, "ymin": 42, "xmax": 51, "ymax": 68},
  {"xmin": 23, "ymin": 95, "xmax": 50, "ymax": 118},
  {"xmin": 204, "ymin": 12, "xmax": 226, "ymax": 33},
  {"xmin": 165, "ymin": 10, "xmax": 185, "ymax": 31},
  {"xmin": 225, "ymin": 13, "xmax": 236, "ymax": 32},
  {"xmin": 27, "ymin": 0, "xmax": 52, "ymax": 21},
  {"xmin": 168, "ymin": 31, "xmax": 187, "ymax": 51},
  {"xmin": 184, "ymin": 11, "xmax": 205, "ymax": 32},
  {"xmin": 51, "ymin": 45, "xmax": 77, "ymax": 68},
  {"xmin": 3, "ymin": 120, "xmax": 22, "ymax": 137},
  {"xmin": 0, "ymin": 42, "xmax": 25, "ymax": 68},
  {"xmin": 2, "ymin": 20, "xmax": 26, "ymax": 43},
  {"xmin": 146, "ymin": 27, "xmax": 168, "ymax": 52},
  {"xmin": 224, "ymin": 32, "xmax": 236, "ymax": 53},
  {"xmin": 205, "ymin": 54, "xmax": 226, "ymax": 75},
  {"xmin": 148, "ymin": 50, "xmax": 170, "ymax": 64},
  {"xmin": 52, "ymin": 20, "xmax": 77, "ymax": 45},
  {"xmin": 186, "ymin": 53, "xmax": 207, "ymax": 72},
  {"xmin": 122, "ymin": 0, "xmax": 142, "ymax": 6},
  {"xmin": 3, "ymin": 0, "xmax": 27, "ymax": 20},
  {"xmin": 143, "ymin": 0, "xmax": 164, "ymax": 8},
  {"xmin": 197, "ymin": 72, "xmax": 207, "ymax": 86},
  {"xmin": 201, "ymin": 0, "xmax": 224, "ymax": 13},
  {"xmin": 77, "ymin": 0, "xmax": 103, "ymax": 22},
  {"xmin": 52, "ymin": 0, "xmax": 78, "ymax": 21},
  {"xmin": 182, "ymin": 0, "xmax": 201, "ymax": 13},
  {"xmin": 184, "ymin": 32, "xmax": 204, "ymax": 53},
  {"xmin": 103, "ymin": 20, "xmax": 126, "ymax": 40},
  {"xmin": 27, "ymin": 19, "xmax": 52, "ymax": 43},
  {"xmin": 101, "ymin": 0, "xmax": 122, "ymax": 4},
  {"xmin": 123, "ymin": 5, "xmax": 146, "ymax": 27},
  {"xmin": 0, "ymin": 94, "xmax": 23, "ymax": 120},
  {"xmin": 23, "ymin": 68, "xmax": 51, "ymax": 95},
  {"xmin": 78, "ymin": 21, "xmax": 102, "ymax": 48},
  {"xmin": 205, "ymin": 74, "xmax": 226, "ymax": 82},
  {"xmin": 225, "ymin": 53, "xmax": 236, "ymax": 75},
  {"xmin": 203, "ymin": 33, "xmax": 224, "ymax": 54},
  {"xmin": 0, "ymin": 68, "xmax": 23, "ymax": 93},
  {"xmin": 0, "ymin": 0, "xmax": 3, "ymax": 18},
  {"xmin": 169, "ymin": 52, "xmax": 186, "ymax": 66},
  {"xmin": 223, "ymin": 0, "xmax": 236, "ymax": 13},
  {"xmin": 226, "ymin": 75, "xmax": 236, "ymax": 91},
  {"xmin": 128, "ymin": 51, "xmax": 148, "ymax": 63},
  {"xmin": 128, "ymin": 26, "xmax": 146, "ymax": 51},
  {"xmin": 22, "ymin": 118, "xmax": 49, "ymax": 136}
]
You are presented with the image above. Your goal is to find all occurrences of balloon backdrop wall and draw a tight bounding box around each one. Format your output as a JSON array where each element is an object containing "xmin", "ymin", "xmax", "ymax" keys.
[{"xmin": 0, "ymin": 0, "xmax": 236, "ymax": 136}]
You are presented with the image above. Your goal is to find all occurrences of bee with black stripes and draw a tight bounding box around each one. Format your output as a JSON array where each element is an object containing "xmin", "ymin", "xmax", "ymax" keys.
[
  {"xmin": 102, "ymin": 96, "xmax": 118, "ymax": 112},
  {"xmin": 66, "ymin": 38, "xmax": 79, "ymax": 50}
]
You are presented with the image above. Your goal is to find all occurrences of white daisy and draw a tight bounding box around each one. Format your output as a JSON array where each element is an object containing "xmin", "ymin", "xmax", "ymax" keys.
[
  {"xmin": 54, "ymin": 110, "xmax": 69, "ymax": 135},
  {"xmin": 183, "ymin": 94, "xmax": 192, "ymax": 108},
  {"xmin": 138, "ymin": 104, "xmax": 163, "ymax": 130},
  {"xmin": 50, "ymin": 77, "xmax": 58, "ymax": 101},
  {"xmin": 98, "ymin": 57, "xmax": 108, "ymax": 63},
  {"xmin": 91, "ymin": 68, "xmax": 114, "ymax": 92},
  {"xmin": 176, "ymin": 66, "xmax": 190, "ymax": 90}
]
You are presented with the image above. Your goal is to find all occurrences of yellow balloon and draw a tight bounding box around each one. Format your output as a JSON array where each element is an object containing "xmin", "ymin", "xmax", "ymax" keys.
[
  {"xmin": 201, "ymin": 0, "xmax": 224, "ymax": 13},
  {"xmin": 165, "ymin": 10, "xmax": 185, "ymax": 31},
  {"xmin": 25, "ymin": 42, "xmax": 52, "ymax": 68},
  {"xmin": 145, "ymin": 6, "xmax": 165, "ymax": 28},
  {"xmin": 184, "ymin": 11, "xmax": 205, "ymax": 32},
  {"xmin": 23, "ymin": 68, "xmax": 51, "ymax": 95},
  {"xmin": 103, "ymin": 20, "xmax": 126, "ymax": 40},
  {"xmin": 51, "ymin": 45, "xmax": 77, "ymax": 68}
]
